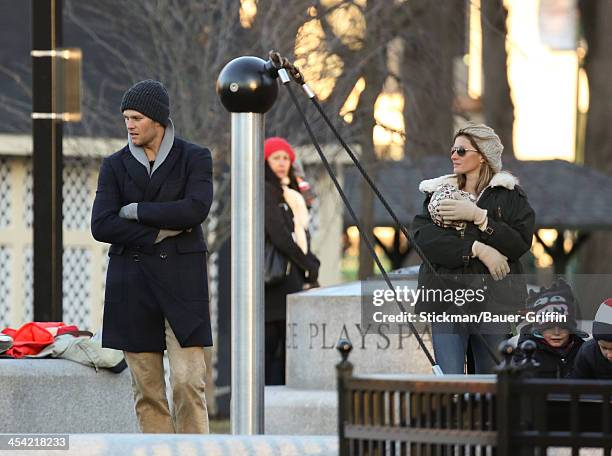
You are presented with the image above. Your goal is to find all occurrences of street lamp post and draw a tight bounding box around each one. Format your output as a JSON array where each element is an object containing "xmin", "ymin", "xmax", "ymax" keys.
[{"xmin": 31, "ymin": 0, "xmax": 64, "ymax": 321}]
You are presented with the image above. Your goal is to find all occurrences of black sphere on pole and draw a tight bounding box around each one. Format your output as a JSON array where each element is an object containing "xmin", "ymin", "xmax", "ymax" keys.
[{"xmin": 216, "ymin": 56, "xmax": 279, "ymax": 114}]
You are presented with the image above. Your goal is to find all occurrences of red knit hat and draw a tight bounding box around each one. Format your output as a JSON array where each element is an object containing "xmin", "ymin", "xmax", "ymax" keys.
[{"xmin": 264, "ymin": 137, "xmax": 296, "ymax": 163}]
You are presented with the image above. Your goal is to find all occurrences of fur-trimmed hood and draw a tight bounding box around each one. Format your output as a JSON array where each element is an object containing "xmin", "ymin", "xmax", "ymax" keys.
[{"xmin": 418, "ymin": 171, "xmax": 519, "ymax": 194}]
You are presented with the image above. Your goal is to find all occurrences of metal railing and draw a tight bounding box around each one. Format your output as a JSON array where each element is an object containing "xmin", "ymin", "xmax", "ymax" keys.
[
  {"xmin": 336, "ymin": 339, "xmax": 612, "ymax": 456},
  {"xmin": 498, "ymin": 375, "xmax": 612, "ymax": 456}
]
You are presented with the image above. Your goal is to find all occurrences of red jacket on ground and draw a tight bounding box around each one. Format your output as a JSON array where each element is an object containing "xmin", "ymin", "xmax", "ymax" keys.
[{"xmin": 1, "ymin": 322, "xmax": 78, "ymax": 358}]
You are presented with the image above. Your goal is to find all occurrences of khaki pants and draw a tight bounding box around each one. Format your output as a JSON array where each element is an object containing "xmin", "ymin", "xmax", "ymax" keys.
[{"xmin": 123, "ymin": 320, "xmax": 209, "ymax": 433}]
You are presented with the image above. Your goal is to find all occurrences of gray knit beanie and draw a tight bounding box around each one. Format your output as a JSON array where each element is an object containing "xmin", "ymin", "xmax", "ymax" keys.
[
  {"xmin": 454, "ymin": 122, "xmax": 503, "ymax": 173},
  {"xmin": 120, "ymin": 80, "xmax": 170, "ymax": 126}
]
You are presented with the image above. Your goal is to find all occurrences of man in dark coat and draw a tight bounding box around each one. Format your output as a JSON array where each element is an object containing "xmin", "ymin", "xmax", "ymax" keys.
[{"xmin": 91, "ymin": 80, "xmax": 213, "ymax": 433}]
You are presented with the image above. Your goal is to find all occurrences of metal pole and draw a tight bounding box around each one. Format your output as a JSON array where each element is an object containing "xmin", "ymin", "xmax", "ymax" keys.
[
  {"xmin": 217, "ymin": 55, "xmax": 278, "ymax": 435},
  {"xmin": 231, "ymin": 112, "xmax": 265, "ymax": 434},
  {"xmin": 32, "ymin": 0, "xmax": 63, "ymax": 321}
]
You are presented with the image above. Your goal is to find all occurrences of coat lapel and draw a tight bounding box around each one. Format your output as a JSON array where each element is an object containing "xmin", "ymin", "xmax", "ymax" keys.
[
  {"xmin": 144, "ymin": 140, "xmax": 182, "ymax": 201},
  {"xmin": 121, "ymin": 150, "xmax": 149, "ymax": 193}
]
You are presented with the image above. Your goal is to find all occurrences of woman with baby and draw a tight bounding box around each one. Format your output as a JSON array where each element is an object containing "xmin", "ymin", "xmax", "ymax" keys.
[{"xmin": 411, "ymin": 123, "xmax": 536, "ymax": 374}]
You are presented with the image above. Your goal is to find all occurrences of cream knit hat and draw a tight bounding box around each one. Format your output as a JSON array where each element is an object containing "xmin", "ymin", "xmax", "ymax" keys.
[
  {"xmin": 454, "ymin": 122, "xmax": 503, "ymax": 173},
  {"xmin": 593, "ymin": 298, "xmax": 612, "ymax": 341}
]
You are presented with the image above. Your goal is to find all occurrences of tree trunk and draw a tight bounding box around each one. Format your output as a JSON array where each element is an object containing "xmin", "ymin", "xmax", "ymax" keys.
[
  {"xmin": 356, "ymin": 18, "xmax": 387, "ymax": 280},
  {"xmin": 481, "ymin": 0, "xmax": 515, "ymax": 158},
  {"xmin": 402, "ymin": 0, "xmax": 459, "ymax": 160},
  {"xmin": 578, "ymin": 0, "xmax": 612, "ymax": 275}
]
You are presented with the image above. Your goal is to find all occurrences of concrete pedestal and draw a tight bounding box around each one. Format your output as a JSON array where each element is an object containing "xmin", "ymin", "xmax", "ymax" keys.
[
  {"xmin": 265, "ymin": 277, "xmax": 434, "ymax": 434},
  {"xmin": 0, "ymin": 358, "xmax": 137, "ymax": 433}
]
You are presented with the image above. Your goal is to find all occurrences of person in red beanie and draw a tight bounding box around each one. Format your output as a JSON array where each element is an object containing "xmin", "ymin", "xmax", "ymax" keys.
[
  {"xmin": 264, "ymin": 136, "xmax": 296, "ymax": 163},
  {"xmin": 264, "ymin": 137, "xmax": 316, "ymax": 208},
  {"xmin": 264, "ymin": 137, "xmax": 320, "ymax": 385}
]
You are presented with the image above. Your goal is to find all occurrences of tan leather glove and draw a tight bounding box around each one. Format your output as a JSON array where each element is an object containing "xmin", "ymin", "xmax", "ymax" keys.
[
  {"xmin": 438, "ymin": 199, "xmax": 487, "ymax": 225},
  {"xmin": 472, "ymin": 241, "xmax": 510, "ymax": 281}
]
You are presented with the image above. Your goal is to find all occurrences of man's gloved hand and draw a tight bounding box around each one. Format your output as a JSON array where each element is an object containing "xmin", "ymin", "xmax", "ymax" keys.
[
  {"xmin": 118, "ymin": 203, "xmax": 139, "ymax": 221},
  {"xmin": 438, "ymin": 199, "xmax": 487, "ymax": 225},
  {"xmin": 472, "ymin": 241, "xmax": 510, "ymax": 281},
  {"xmin": 155, "ymin": 229, "xmax": 183, "ymax": 244}
]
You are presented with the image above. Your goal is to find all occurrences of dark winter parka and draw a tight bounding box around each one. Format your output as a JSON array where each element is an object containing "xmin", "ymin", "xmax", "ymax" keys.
[
  {"xmin": 514, "ymin": 332, "xmax": 585, "ymax": 378},
  {"xmin": 264, "ymin": 166, "xmax": 319, "ymax": 322},
  {"xmin": 571, "ymin": 339, "xmax": 612, "ymax": 380},
  {"xmin": 91, "ymin": 137, "xmax": 213, "ymax": 352},
  {"xmin": 411, "ymin": 172, "xmax": 536, "ymax": 313}
]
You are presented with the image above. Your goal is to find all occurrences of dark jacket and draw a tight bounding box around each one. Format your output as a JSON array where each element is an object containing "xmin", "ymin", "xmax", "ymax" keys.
[
  {"xmin": 571, "ymin": 338, "xmax": 612, "ymax": 380},
  {"xmin": 514, "ymin": 333, "xmax": 585, "ymax": 378},
  {"xmin": 264, "ymin": 170, "xmax": 319, "ymax": 323},
  {"xmin": 91, "ymin": 137, "xmax": 213, "ymax": 352},
  {"xmin": 412, "ymin": 172, "xmax": 536, "ymax": 313}
]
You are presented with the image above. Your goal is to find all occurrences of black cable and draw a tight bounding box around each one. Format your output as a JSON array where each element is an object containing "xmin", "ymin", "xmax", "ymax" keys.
[
  {"xmin": 284, "ymin": 83, "xmax": 437, "ymax": 367},
  {"xmin": 310, "ymin": 98, "xmax": 433, "ymax": 272}
]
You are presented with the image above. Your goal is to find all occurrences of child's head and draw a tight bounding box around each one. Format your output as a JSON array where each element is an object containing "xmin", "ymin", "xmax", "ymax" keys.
[
  {"xmin": 540, "ymin": 325, "xmax": 571, "ymax": 348},
  {"xmin": 526, "ymin": 279, "xmax": 582, "ymax": 340},
  {"xmin": 597, "ymin": 340, "xmax": 612, "ymax": 362},
  {"xmin": 593, "ymin": 298, "xmax": 612, "ymax": 361}
]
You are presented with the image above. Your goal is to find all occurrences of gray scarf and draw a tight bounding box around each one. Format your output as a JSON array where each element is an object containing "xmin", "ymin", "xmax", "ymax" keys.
[{"xmin": 128, "ymin": 118, "xmax": 175, "ymax": 176}]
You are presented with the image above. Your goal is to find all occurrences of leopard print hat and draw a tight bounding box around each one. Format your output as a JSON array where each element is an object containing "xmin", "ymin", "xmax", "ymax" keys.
[{"xmin": 427, "ymin": 183, "xmax": 476, "ymax": 230}]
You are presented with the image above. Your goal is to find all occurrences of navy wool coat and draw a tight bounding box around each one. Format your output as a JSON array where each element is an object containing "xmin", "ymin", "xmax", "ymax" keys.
[{"xmin": 91, "ymin": 137, "xmax": 213, "ymax": 352}]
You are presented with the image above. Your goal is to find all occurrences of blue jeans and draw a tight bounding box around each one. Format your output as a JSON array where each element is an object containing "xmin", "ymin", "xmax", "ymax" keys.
[{"xmin": 432, "ymin": 321, "xmax": 509, "ymax": 374}]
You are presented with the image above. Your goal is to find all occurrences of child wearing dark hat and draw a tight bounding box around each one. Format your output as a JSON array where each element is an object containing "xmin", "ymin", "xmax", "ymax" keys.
[
  {"xmin": 571, "ymin": 298, "xmax": 612, "ymax": 380},
  {"xmin": 514, "ymin": 280, "xmax": 588, "ymax": 378}
]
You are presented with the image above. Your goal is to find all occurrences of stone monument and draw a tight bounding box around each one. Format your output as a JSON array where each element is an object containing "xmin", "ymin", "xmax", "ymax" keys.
[{"xmin": 265, "ymin": 269, "xmax": 434, "ymax": 435}]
